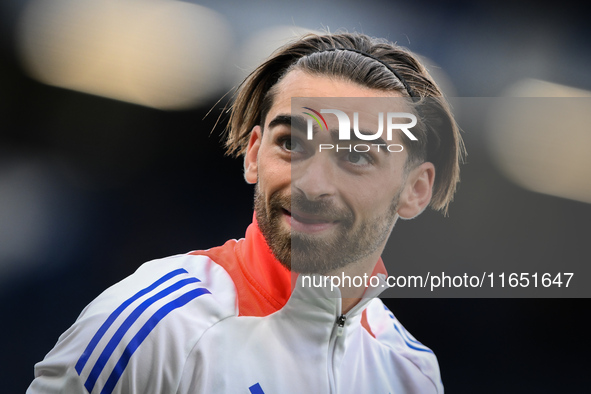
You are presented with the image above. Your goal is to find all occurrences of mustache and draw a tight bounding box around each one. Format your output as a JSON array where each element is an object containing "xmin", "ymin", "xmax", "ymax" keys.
[{"xmin": 269, "ymin": 191, "xmax": 353, "ymax": 222}]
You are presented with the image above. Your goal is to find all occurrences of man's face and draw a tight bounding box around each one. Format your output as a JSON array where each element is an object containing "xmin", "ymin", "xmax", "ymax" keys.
[{"xmin": 245, "ymin": 70, "xmax": 432, "ymax": 275}]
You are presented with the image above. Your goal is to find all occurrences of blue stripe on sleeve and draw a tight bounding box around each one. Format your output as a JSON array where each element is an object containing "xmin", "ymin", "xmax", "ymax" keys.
[
  {"xmin": 395, "ymin": 321, "xmax": 427, "ymax": 347},
  {"xmin": 393, "ymin": 324, "xmax": 433, "ymax": 353},
  {"xmin": 75, "ymin": 268, "xmax": 188, "ymax": 374},
  {"xmin": 249, "ymin": 382, "xmax": 266, "ymax": 394},
  {"xmin": 100, "ymin": 287, "xmax": 211, "ymax": 394},
  {"xmin": 383, "ymin": 305, "xmax": 432, "ymax": 352},
  {"xmin": 84, "ymin": 277, "xmax": 201, "ymax": 393}
]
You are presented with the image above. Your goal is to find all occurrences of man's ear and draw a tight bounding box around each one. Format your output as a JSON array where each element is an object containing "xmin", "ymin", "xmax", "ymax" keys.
[
  {"xmin": 244, "ymin": 126, "xmax": 262, "ymax": 184},
  {"xmin": 397, "ymin": 162, "xmax": 435, "ymax": 219}
]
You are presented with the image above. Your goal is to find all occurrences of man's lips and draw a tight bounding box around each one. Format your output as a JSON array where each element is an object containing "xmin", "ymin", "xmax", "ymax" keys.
[{"xmin": 282, "ymin": 208, "xmax": 338, "ymax": 233}]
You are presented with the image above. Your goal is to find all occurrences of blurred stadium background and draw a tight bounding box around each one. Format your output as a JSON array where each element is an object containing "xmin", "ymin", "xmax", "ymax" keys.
[{"xmin": 1, "ymin": 0, "xmax": 590, "ymax": 392}]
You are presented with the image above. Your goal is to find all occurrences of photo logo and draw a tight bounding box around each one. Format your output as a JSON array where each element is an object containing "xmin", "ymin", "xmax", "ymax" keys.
[
  {"xmin": 303, "ymin": 108, "xmax": 418, "ymax": 141},
  {"xmin": 303, "ymin": 107, "xmax": 417, "ymax": 153},
  {"xmin": 302, "ymin": 107, "xmax": 328, "ymax": 131}
]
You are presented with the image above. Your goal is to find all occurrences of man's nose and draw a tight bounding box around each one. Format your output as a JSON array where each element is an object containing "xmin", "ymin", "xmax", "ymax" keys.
[{"xmin": 292, "ymin": 155, "xmax": 337, "ymax": 201}]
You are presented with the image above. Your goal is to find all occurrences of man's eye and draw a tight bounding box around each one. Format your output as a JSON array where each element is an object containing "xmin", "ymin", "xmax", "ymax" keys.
[
  {"xmin": 281, "ymin": 138, "xmax": 301, "ymax": 152},
  {"xmin": 346, "ymin": 152, "xmax": 371, "ymax": 165}
]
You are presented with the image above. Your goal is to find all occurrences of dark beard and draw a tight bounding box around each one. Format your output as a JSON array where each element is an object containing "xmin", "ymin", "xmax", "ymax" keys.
[{"xmin": 254, "ymin": 184, "xmax": 399, "ymax": 275}]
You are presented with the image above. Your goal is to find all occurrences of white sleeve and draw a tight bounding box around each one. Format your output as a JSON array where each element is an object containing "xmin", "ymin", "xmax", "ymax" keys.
[{"xmin": 27, "ymin": 254, "xmax": 236, "ymax": 394}]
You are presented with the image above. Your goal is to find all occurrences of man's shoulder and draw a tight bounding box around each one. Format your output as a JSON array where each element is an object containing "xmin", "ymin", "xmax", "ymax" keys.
[
  {"xmin": 28, "ymin": 252, "xmax": 238, "ymax": 394},
  {"xmin": 364, "ymin": 298, "xmax": 444, "ymax": 393},
  {"xmin": 121, "ymin": 251, "xmax": 237, "ymax": 301},
  {"xmin": 85, "ymin": 252, "xmax": 239, "ymax": 325}
]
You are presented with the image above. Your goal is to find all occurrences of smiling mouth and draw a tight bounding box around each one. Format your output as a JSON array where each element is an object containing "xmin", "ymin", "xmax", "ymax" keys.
[{"xmin": 282, "ymin": 208, "xmax": 338, "ymax": 226}]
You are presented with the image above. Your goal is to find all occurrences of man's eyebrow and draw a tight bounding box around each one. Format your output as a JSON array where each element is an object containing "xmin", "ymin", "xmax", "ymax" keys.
[{"xmin": 267, "ymin": 114, "xmax": 308, "ymax": 132}]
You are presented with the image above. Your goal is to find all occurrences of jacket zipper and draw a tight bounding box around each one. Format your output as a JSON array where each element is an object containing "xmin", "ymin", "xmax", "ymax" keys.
[
  {"xmin": 327, "ymin": 285, "xmax": 383, "ymax": 393},
  {"xmin": 328, "ymin": 314, "xmax": 347, "ymax": 393},
  {"xmin": 328, "ymin": 297, "xmax": 374, "ymax": 393},
  {"xmin": 336, "ymin": 314, "xmax": 347, "ymax": 337}
]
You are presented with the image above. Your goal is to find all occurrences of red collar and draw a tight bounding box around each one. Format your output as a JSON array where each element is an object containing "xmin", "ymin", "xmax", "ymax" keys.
[
  {"xmin": 234, "ymin": 216, "xmax": 295, "ymax": 313},
  {"xmin": 190, "ymin": 215, "xmax": 387, "ymax": 317}
]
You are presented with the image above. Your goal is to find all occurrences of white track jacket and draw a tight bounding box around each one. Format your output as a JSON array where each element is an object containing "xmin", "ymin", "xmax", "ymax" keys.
[{"xmin": 28, "ymin": 220, "xmax": 443, "ymax": 394}]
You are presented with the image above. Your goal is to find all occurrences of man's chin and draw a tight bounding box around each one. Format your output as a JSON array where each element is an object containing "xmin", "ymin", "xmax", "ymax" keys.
[
  {"xmin": 256, "ymin": 212, "xmax": 353, "ymax": 274},
  {"xmin": 288, "ymin": 247, "xmax": 354, "ymax": 275}
]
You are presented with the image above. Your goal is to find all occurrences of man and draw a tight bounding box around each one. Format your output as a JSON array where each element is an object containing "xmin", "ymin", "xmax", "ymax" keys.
[{"xmin": 28, "ymin": 33, "xmax": 463, "ymax": 393}]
